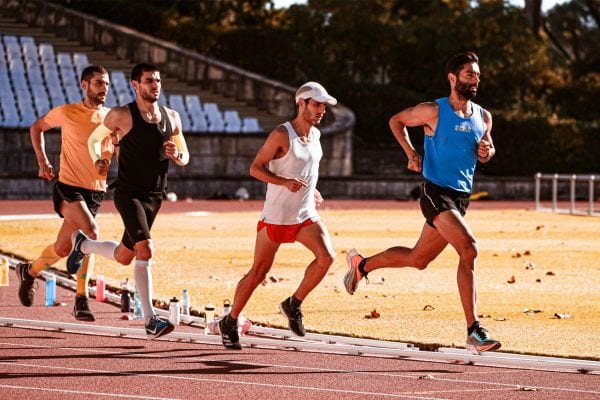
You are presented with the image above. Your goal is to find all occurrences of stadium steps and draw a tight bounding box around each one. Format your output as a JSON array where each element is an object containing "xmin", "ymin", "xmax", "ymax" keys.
[{"xmin": 0, "ymin": 16, "xmax": 282, "ymax": 132}]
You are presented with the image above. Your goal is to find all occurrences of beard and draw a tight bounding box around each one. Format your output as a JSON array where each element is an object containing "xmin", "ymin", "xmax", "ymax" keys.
[
  {"xmin": 87, "ymin": 90, "xmax": 106, "ymax": 106},
  {"xmin": 140, "ymin": 90, "xmax": 159, "ymax": 103},
  {"xmin": 455, "ymin": 80, "xmax": 478, "ymax": 100}
]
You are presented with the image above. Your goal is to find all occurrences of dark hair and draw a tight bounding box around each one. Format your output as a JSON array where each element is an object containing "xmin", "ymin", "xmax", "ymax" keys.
[
  {"xmin": 131, "ymin": 63, "xmax": 159, "ymax": 82},
  {"xmin": 445, "ymin": 52, "xmax": 479, "ymax": 76},
  {"xmin": 81, "ymin": 65, "xmax": 108, "ymax": 83}
]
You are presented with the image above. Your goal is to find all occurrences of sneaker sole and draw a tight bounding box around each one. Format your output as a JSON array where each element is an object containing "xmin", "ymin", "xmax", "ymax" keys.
[
  {"xmin": 147, "ymin": 324, "xmax": 175, "ymax": 340},
  {"xmin": 73, "ymin": 313, "xmax": 96, "ymax": 322},
  {"xmin": 466, "ymin": 341, "xmax": 502, "ymax": 353},
  {"xmin": 343, "ymin": 251, "xmax": 358, "ymax": 295}
]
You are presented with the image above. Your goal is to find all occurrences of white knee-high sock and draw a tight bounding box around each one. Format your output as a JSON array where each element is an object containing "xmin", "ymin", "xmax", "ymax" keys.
[
  {"xmin": 134, "ymin": 259, "xmax": 155, "ymax": 322},
  {"xmin": 81, "ymin": 239, "xmax": 119, "ymax": 261}
]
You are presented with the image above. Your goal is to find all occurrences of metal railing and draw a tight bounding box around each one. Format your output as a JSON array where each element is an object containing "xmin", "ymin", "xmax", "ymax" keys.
[{"xmin": 534, "ymin": 173, "xmax": 598, "ymax": 216}]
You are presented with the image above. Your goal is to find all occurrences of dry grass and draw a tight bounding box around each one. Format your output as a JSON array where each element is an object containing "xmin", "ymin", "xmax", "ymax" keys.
[{"xmin": 2, "ymin": 207, "xmax": 599, "ymax": 359}]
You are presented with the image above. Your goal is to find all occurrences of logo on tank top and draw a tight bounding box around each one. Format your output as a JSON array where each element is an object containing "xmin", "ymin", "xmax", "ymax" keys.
[{"xmin": 454, "ymin": 122, "xmax": 472, "ymax": 133}]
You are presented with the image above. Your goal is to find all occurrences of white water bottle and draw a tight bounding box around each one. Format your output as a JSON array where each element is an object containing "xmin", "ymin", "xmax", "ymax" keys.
[
  {"xmin": 181, "ymin": 289, "xmax": 190, "ymax": 316},
  {"xmin": 222, "ymin": 299, "xmax": 232, "ymax": 316},
  {"xmin": 169, "ymin": 297, "xmax": 180, "ymax": 325}
]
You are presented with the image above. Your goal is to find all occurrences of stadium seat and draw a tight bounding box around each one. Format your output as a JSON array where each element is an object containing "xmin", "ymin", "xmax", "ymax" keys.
[
  {"xmin": 242, "ymin": 117, "xmax": 262, "ymax": 133},
  {"xmin": 224, "ymin": 110, "xmax": 242, "ymax": 133}
]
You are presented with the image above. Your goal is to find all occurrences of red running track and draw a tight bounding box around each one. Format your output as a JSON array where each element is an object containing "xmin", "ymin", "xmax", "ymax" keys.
[{"xmin": 1, "ymin": 266, "xmax": 599, "ymax": 400}]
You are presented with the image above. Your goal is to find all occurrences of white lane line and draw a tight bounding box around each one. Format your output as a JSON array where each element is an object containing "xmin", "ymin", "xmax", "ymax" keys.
[
  {"xmin": 0, "ymin": 384, "xmax": 180, "ymax": 400},
  {"xmin": 0, "ymin": 214, "xmax": 56, "ymax": 221},
  {"xmin": 0, "ymin": 361, "xmax": 448, "ymax": 400},
  {"xmin": 3, "ymin": 341, "xmax": 599, "ymax": 396}
]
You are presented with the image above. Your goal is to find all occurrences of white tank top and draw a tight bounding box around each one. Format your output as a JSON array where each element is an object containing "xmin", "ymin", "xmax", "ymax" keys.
[{"xmin": 261, "ymin": 122, "xmax": 323, "ymax": 225}]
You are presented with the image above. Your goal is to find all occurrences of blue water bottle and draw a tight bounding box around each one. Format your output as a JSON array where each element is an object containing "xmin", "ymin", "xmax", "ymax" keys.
[
  {"xmin": 133, "ymin": 286, "xmax": 144, "ymax": 319},
  {"xmin": 45, "ymin": 273, "xmax": 56, "ymax": 306}
]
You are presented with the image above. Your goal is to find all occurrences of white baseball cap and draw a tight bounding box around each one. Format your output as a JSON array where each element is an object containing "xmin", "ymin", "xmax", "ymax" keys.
[{"xmin": 295, "ymin": 81, "xmax": 337, "ymax": 105}]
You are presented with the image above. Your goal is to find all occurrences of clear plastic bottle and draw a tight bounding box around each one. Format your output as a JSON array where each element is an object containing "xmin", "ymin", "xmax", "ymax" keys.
[
  {"xmin": 120, "ymin": 278, "xmax": 130, "ymax": 312},
  {"xmin": 45, "ymin": 273, "xmax": 56, "ymax": 306},
  {"xmin": 133, "ymin": 286, "xmax": 144, "ymax": 319},
  {"xmin": 181, "ymin": 289, "xmax": 190, "ymax": 316}
]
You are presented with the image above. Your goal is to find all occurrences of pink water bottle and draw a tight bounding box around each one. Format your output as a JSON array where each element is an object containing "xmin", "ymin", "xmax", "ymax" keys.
[{"xmin": 96, "ymin": 275, "xmax": 105, "ymax": 302}]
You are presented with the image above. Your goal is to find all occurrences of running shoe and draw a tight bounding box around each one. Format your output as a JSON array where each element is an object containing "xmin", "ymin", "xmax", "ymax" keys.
[
  {"xmin": 73, "ymin": 295, "xmax": 95, "ymax": 322},
  {"xmin": 145, "ymin": 315, "xmax": 174, "ymax": 339},
  {"xmin": 279, "ymin": 297, "xmax": 306, "ymax": 336},
  {"xmin": 466, "ymin": 322, "xmax": 501, "ymax": 352},
  {"xmin": 343, "ymin": 248, "xmax": 366, "ymax": 295},
  {"xmin": 219, "ymin": 316, "xmax": 242, "ymax": 350},
  {"xmin": 16, "ymin": 262, "xmax": 36, "ymax": 307},
  {"xmin": 66, "ymin": 230, "xmax": 88, "ymax": 274}
]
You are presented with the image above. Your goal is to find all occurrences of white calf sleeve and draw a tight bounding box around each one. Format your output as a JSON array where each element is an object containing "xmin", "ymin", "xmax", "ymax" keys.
[
  {"xmin": 81, "ymin": 239, "xmax": 119, "ymax": 261},
  {"xmin": 134, "ymin": 259, "xmax": 154, "ymax": 322}
]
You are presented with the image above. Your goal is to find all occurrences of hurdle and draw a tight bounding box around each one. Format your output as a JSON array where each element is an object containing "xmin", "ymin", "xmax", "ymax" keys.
[{"xmin": 534, "ymin": 173, "xmax": 598, "ymax": 216}]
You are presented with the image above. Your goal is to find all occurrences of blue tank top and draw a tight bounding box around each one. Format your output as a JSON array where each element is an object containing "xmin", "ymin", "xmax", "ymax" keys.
[{"xmin": 422, "ymin": 97, "xmax": 485, "ymax": 193}]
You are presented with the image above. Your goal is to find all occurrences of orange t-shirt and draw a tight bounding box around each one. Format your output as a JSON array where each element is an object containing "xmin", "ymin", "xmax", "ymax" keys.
[{"xmin": 42, "ymin": 103, "xmax": 112, "ymax": 191}]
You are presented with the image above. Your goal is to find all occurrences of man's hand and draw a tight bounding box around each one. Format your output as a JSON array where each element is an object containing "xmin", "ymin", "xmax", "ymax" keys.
[
  {"xmin": 284, "ymin": 177, "xmax": 308, "ymax": 193},
  {"xmin": 407, "ymin": 153, "xmax": 423, "ymax": 173},
  {"xmin": 163, "ymin": 139, "xmax": 179, "ymax": 161},
  {"xmin": 314, "ymin": 189, "xmax": 324, "ymax": 207},
  {"xmin": 37, "ymin": 161, "xmax": 56, "ymax": 181},
  {"xmin": 477, "ymin": 139, "xmax": 492, "ymax": 159},
  {"xmin": 95, "ymin": 159, "xmax": 110, "ymax": 176}
]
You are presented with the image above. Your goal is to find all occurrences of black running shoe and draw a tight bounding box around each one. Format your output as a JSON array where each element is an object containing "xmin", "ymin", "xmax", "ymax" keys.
[
  {"xmin": 467, "ymin": 322, "xmax": 501, "ymax": 352},
  {"xmin": 73, "ymin": 295, "xmax": 95, "ymax": 322},
  {"xmin": 219, "ymin": 317, "xmax": 242, "ymax": 350},
  {"xmin": 145, "ymin": 315, "xmax": 174, "ymax": 339},
  {"xmin": 279, "ymin": 297, "xmax": 306, "ymax": 336},
  {"xmin": 16, "ymin": 262, "xmax": 36, "ymax": 307}
]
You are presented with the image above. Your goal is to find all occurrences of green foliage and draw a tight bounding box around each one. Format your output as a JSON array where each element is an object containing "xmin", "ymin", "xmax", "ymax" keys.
[{"xmin": 56, "ymin": 0, "xmax": 600, "ymax": 176}]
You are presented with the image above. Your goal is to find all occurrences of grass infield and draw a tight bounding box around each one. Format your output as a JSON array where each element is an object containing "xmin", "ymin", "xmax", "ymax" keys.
[{"xmin": 2, "ymin": 206, "xmax": 599, "ymax": 360}]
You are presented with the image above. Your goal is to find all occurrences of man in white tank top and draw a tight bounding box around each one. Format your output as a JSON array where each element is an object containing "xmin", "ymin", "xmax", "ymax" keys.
[{"xmin": 219, "ymin": 82, "xmax": 337, "ymax": 350}]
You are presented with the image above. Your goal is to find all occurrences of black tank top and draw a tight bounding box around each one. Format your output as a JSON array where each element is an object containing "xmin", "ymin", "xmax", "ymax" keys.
[{"xmin": 117, "ymin": 102, "xmax": 172, "ymax": 194}]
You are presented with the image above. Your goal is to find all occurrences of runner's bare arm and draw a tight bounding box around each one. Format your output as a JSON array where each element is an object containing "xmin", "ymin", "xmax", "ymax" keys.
[
  {"xmin": 30, "ymin": 115, "xmax": 58, "ymax": 181},
  {"xmin": 389, "ymin": 102, "xmax": 438, "ymax": 173},
  {"xmin": 163, "ymin": 109, "xmax": 189, "ymax": 166},
  {"xmin": 88, "ymin": 106, "xmax": 129, "ymax": 175},
  {"xmin": 477, "ymin": 109, "xmax": 495, "ymax": 163},
  {"xmin": 249, "ymin": 126, "xmax": 307, "ymax": 192}
]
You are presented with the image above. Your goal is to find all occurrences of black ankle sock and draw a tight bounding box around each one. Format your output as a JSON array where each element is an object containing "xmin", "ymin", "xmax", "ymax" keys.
[
  {"xmin": 225, "ymin": 314, "xmax": 238, "ymax": 326},
  {"xmin": 358, "ymin": 258, "xmax": 369, "ymax": 277},
  {"xmin": 467, "ymin": 321, "xmax": 479, "ymax": 335},
  {"xmin": 289, "ymin": 295, "xmax": 302, "ymax": 308}
]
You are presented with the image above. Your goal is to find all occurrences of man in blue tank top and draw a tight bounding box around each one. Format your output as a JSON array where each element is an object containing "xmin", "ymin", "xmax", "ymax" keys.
[{"xmin": 344, "ymin": 52, "xmax": 501, "ymax": 352}]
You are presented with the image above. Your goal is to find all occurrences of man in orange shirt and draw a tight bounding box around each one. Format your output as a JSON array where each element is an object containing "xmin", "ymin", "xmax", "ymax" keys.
[{"xmin": 16, "ymin": 65, "xmax": 114, "ymax": 321}]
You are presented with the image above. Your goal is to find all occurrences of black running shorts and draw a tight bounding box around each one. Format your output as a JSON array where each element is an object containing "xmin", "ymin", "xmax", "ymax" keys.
[
  {"xmin": 53, "ymin": 181, "xmax": 105, "ymax": 218},
  {"xmin": 114, "ymin": 189, "xmax": 163, "ymax": 250},
  {"xmin": 419, "ymin": 180, "xmax": 470, "ymax": 228}
]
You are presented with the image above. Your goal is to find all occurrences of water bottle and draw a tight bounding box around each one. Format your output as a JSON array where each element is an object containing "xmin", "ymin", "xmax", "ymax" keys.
[
  {"xmin": 0, "ymin": 257, "xmax": 8, "ymax": 286},
  {"xmin": 120, "ymin": 278, "xmax": 131, "ymax": 312},
  {"xmin": 169, "ymin": 297, "xmax": 180, "ymax": 325},
  {"xmin": 133, "ymin": 286, "xmax": 144, "ymax": 319},
  {"xmin": 96, "ymin": 275, "xmax": 105, "ymax": 302},
  {"xmin": 204, "ymin": 301, "xmax": 215, "ymax": 324},
  {"xmin": 181, "ymin": 289, "xmax": 190, "ymax": 316},
  {"xmin": 222, "ymin": 299, "xmax": 232, "ymax": 316},
  {"xmin": 45, "ymin": 273, "xmax": 56, "ymax": 306}
]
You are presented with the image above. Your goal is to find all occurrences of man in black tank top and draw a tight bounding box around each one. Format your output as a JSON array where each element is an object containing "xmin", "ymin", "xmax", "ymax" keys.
[{"xmin": 67, "ymin": 63, "xmax": 190, "ymax": 339}]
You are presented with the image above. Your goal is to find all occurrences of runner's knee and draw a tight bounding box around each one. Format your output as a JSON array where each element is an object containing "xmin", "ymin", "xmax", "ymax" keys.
[
  {"xmin": 316, "ymin": 251, "xmax": 335, "ymax": 269},
  {"xmin": 458, "ymin": 240, "xmax": 478, "ymax": 261}
]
